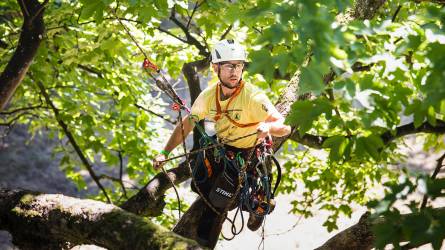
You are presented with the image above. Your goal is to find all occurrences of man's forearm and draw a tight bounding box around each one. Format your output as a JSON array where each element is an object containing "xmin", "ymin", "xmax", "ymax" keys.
[
  {"xmin": 163, "ymin": 115, "xmax": 195, "ymax": 153},
  {"xmin": 268, "ymin": 119, "xmax": 291, "ymax": 137}
]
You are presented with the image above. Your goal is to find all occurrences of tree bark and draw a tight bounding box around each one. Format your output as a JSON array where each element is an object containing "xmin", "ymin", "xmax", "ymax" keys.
[
  {"xmin": 120, "ymin": 161, "xmax": 191, "ymax": 216},
  {"xmin": 0, "ymin": 0, "xmax": 45, "ymax": 110},
  {"xmin": 173, "ymin": 198, "xmax": 226, "ymax": 249},
  {"xmin": 0, "ymin": 188, "xmax": 205, "ymax": 250},
  {"xmin": 316, "ymin": 209, "xmax": 445, "ymax": 250},
  {"xmin": 315, "ymin": 212, "xmax": 377, "ymax": 250}
]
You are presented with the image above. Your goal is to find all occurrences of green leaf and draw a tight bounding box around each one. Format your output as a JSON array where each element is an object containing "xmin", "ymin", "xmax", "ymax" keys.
[
  {"xmin": 80, "ymin": 1, "xmax": 104, "ymax": 20},
  {"xmin": 427, "ymin": 105, "xmax": 437, "ymax": 126},
  {"xmin": 300, "ymin": 66, "xmax": 325, "ymax": 95},
  {"xmin": 322, "ymin": 135, "xmax": 349, "ymax": 162}
]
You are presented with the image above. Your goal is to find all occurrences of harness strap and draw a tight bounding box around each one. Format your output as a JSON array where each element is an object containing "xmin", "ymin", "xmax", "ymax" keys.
[{"xmin": 215, "ymin": 81, "xmax": 259, "ymax": 128}]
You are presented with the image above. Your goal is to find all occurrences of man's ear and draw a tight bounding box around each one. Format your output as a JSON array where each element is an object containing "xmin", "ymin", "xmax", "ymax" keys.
[{"xmin": 212, "ymin": 63, "xmax": 218, "ymax": 73}]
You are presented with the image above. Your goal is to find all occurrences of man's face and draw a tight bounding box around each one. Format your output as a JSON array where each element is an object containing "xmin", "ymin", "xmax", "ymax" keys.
[{"xmin": 213, "ymin": 60, "xmax": 244, "ymax": 88}]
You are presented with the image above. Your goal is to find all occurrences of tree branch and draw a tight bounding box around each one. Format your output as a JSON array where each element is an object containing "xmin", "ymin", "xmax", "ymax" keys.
[
  {"xmin": 420, "ymin": 152, "xmax": 445, "ymax": 209},
  {"xmin": 134, "ymin": 103, "xmax": 176, "ymax": 124},
  {"xmin": 220, "ymin": 25, "xmax": 233, "ymax": 40},
  {"xmin": 392, "ymin": 5, "xmax": 402, "ymax": 22},
  {"xmin": 170, "ymin": 7, "xmax": 209, "ymax": 57},
  {"xmin": 0, "ymin": 111, "xmax": 35, "ymax": 127},
  {"xmin": 118, "ymin": 150, "xmax": 127, "ymax": 198},
  {"xmin": 0, "ymin": 104, "xmax": 44, "ymax": 115},
  {"xmin": 157, "ymin": 27, "xmax": 189, "ymax": 43},
  {"xmin": 77, "ymin": 64, "xmax": 104, "ymax": 78},
  {"xmin": 289, "ymin": 120, "xmax": 445, "ymax": 149},
  {"xmin": 18, "ymin": 0, "xmax": 30, "ymax": 18},
  {"xmin": 28, "ymin": 0, "xmax": 49, "ymax": 25},
  {"xmin": 36, "ymin": 81, "xmax": 112, "ymax": 203},
  {"xmin": 120, "ymin": 162, "xmax": 191, "ymax": 216},
  {"xmin": 0, "ymin": 189, "xmax": 204, "ymax": 250},
  {"xmin": 0, "ymin": 0, "xmax": 45, "ymax": 110},
  {"xmin": 317, "ymin": 208, "xmax": 445, "ymax": 250},
  {"xmin": 186, "ymin": 1, "xmax": 200, "ymax": 30}
]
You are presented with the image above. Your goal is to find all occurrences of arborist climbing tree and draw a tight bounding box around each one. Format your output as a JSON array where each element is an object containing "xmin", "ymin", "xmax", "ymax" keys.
[{"xmin": 152, "ymin": 39, "xmax": 291, "ymax": 245}]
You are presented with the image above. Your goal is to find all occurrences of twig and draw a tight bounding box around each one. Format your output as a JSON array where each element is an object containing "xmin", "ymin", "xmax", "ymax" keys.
[
  {"xmin": 252, "ymin": 26, "xmax": 263, "ymax": 34},
  {"xmin": 36, "ymin": 81, "xmax": 112, "ymax": 204},
  {"xmin": 18, "ymin": 0, "xmax": 30, "ymax": 18},
  {"xmin": 77, "ymin": 64, "xmax": 104, "ymax": 78},
  {"xmin": 118, "ymin": 150, "xmax": 127, "ymax": 198},
  {"xmin": 220, "ymin": 25, "xmax": 233, "ymax": 40},
  {"xmin": 392, "ymin": 5, "xmax": 402, "ymax": 22},
  {"xmin": 420, "ymin": 152, "xmax": 445, "ymax": 209},
  {"xmin": 169, "ymin": 7, "xmax": 209, "ymax": 56},
  {"xmin": 109, "ymin": 8, "xmax": 149, "ymax": 59},
  {"xmin": 98, "ymin": 174, "xmax": 139, "ymax": 190},
  {"xmin": 134, "ymin": 103, "xmax": 176, "ymax": 124},
  {"xmin": 325, "ymin": 88, "xmax": 352, "ymax": 137},
  {"xmin": 156, "ymin": 27, "xmax": 188, "ymax": 43},
  {"xmin": 0, "ymin": 104, "xmax": 44, "ymax": 115},
  {"xmin": 186, "ymin": 1, "xmax": 200, "ymax": 30},
  {"xmin": 0, "ymin": 111, "xmax": 33, "ymax": 126}
]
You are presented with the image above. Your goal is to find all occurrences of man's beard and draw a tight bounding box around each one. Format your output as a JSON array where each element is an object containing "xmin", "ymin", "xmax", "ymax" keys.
[{"xmin": 220, "ymin": 76, "xmax": 240, "ymax": 89}]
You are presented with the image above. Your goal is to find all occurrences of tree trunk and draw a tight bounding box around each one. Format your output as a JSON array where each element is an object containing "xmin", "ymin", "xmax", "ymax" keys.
[
  {"xmin": 0, "ymin": 189, "xmax": 205, "ymax": 250},
  {"xmin": 0, "ymin": 0, "xmax": 45, "ymax": 110},
  {"xmin": 173, "ymin": 198, "xmax": 226, "ymax": 249}
]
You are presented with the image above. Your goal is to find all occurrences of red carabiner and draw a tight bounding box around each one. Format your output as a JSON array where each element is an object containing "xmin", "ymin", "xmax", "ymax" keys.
[
  {"xmin": 171, "ymin": 103, "xmax": 181, "ymax": 111},
  {"xmin": 143, "ymin": 58, "xmax": 159, "ymax": 72}
]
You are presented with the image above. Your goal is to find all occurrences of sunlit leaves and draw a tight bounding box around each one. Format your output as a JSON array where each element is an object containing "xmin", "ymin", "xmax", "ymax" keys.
[
  {"xmin": 287, "ymin": 98, "xmax": 333, "ymax": 135},
  {"xmin": 369, "ymin": 174, "xmax": 445, "ymax": 250}
]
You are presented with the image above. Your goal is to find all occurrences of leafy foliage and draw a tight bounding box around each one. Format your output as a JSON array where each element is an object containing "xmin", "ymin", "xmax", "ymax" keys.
[{"xmin": 1, "ymin": 0, "xmax": 445, "ymax": 246}]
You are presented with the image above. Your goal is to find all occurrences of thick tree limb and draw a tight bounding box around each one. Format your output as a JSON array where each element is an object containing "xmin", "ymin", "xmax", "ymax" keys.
[
  {"xmin": 317, "ymin": 208, "xmax": 445, "ymax": 250},
  {"xmin": 288, "ymin": 120, "xmax": 445, "ymax": 149},
  {"xmin": 0, "ymin": 0, "xmax": 45, "ymax": 110},
  {"xmin": 173, "ymin": 197, "xmax": 225, "ymax": 249},
  {"xmin": 353, "ymin": 0, "xmax": 387, "ymax": 20},
  {"xmin": 0, "ymin": 189, "xmax": 204, "ymax": 250},
  {"xmin": 120, "ymin": 162, "xmax": 191, "ymax": 216},
  {"xmin": 316, "ymin": 212, "xmax": 376, "ymax": 250}
]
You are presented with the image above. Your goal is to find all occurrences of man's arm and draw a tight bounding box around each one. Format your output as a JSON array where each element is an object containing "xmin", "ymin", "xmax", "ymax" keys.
[
  {"xmin": 258, "ymin": 111, "xmax": 291, "ymax": 139},
  {"xmin": 266, "ymin": 111, "xmax": 291, "ymax": 137},
  {"xmin": 164, "ymin": 114, "xmax": 196, "ymax": 152},
  {"xmin": 153, "ymin": 114, "xmax": 196, "ymax": 170}
]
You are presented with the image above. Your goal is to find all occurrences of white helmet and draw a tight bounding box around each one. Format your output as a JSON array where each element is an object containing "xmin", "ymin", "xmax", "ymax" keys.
[{"xmin": 211, "ymin": 39, "xmax": 247, "ymax": 63}]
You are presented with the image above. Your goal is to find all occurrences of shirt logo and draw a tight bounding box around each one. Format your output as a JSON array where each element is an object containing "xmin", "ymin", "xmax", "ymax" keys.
[{"xmin": 262, "ymin": 104, "xmax": 269, "ymax": 112}]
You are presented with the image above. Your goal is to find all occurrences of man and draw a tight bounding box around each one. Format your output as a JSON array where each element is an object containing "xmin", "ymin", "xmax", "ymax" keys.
[{"xmin": 153, "ymin": 39, "xmax": 291, "ymax": 238}]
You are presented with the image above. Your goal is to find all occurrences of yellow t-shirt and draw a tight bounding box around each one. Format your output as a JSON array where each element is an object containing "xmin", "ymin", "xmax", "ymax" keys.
[{"xmin": 190, "ymin": 81, "xmax": 278, "ymax": 148}]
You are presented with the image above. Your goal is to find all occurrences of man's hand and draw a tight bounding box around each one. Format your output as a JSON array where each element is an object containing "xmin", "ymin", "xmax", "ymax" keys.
[
  {"xmin": 257, "ymin": 122, "xmax": 270, "ymax": 141},
  {"xmin": 153, "ymin": 154, "xmax": 167, "ymax": 170}
]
